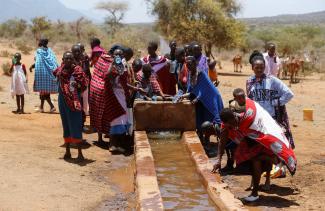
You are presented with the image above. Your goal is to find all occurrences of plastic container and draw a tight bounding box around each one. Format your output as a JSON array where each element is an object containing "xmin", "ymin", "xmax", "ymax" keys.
[{"xmin": 303, "ymin": 109, "xmax": 313, "ymax": 121}]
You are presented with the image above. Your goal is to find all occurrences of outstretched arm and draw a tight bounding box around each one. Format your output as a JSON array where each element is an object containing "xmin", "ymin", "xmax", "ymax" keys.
[{"xmin": 212, "ymin": 128, "xmax": 228, "ymax": 173}]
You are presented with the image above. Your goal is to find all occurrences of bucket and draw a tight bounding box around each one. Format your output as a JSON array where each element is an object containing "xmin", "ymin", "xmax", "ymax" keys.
[{"xmin": 303, "ymin": 109, "xmax": 313, "ymax": 121}]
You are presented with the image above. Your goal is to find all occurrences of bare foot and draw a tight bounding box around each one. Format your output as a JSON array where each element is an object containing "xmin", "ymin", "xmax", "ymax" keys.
[
  {"xmin": 77, "ymin": 154, "xmax": 85, "ymax": 162},
  {"xmin": 64, "ymin": 153, "xmax": 71, "ymax": 160}
]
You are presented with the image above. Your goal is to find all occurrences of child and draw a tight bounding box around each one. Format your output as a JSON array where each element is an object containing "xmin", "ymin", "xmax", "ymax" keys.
[
  {"xmin": 53, "ymin": 51, "xmax": 89, "ymax": 162},
  {"xmin": 229, "ymin": 88, "xmax": 246, "ymax": 113},
  {"xmin": 208, "ymin": 60, "xmax": 219, "ymax": 87},
  {"xmin": 135, "ymin": 64, "xmax": 168, "ymax": 101},
  {"xmin": 10, "ymin": 53, "xmax": 28, "ymax": 114}
]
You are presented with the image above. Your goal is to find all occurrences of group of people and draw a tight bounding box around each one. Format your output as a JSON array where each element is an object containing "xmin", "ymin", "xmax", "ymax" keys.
[{"xmin": 9, "ymin": 37, "xmax": 297, "ymax": 202}]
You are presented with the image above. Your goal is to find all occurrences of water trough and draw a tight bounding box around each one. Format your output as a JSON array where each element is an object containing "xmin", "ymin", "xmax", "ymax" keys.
[{"xmin": 133, "ymin": 100, "xmax": 246, "ymax": 211}]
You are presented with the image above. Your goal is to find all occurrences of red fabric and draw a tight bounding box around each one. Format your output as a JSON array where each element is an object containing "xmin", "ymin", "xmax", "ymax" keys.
[
  {"xmin": 179, "ymin": 63, "xmax": 188, "ymax": 87},
  {"xmin": 224, "ymin": 98, "xmax": 297, "ymax": 175},
  {"xmin": 142, "ymin": 55, "xmax": 177, "ymax": 95},
  {"xmin": 53, "ymin": 64, "xmax": 88, "ymax": 111},
  {"xmin": 64, "ymin": 137, "xmax": 82, "ymax": 144},
  {"xmin": 90, "ymin": 46, "xmax": 106, "ymax": 67},
  {"xmin": 89, "ymin": 54, "xmax": 127, "ymax": 133},
  {"xmin": 136, "ymin": 70, "xmax": 161, "ymax": 94}
]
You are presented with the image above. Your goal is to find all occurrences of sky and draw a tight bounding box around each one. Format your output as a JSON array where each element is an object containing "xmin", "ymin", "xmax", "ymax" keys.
[{"xmin": 59, "ymin": 0, "xmax": 325, "ymax": 23}]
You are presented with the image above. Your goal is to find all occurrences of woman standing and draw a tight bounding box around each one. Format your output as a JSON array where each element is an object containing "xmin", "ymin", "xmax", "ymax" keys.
[
  {"xmin": 246, "ymin": 51, "xmax": 295, "ymax": 149},
  {"xmin": 53, "ymin": 52, "xmax": 89, "ymax": 162}
]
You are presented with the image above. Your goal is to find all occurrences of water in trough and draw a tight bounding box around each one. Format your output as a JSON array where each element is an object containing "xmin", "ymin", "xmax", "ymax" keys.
[{"xmin": 148, "ymin": 132, "xmax": 217, "ymax": 210}]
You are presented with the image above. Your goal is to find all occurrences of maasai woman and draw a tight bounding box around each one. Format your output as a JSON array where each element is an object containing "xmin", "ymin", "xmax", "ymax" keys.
[
  {"xmin": 105, "ymin": 49, "xmax": 131, "ymax": 153},
  {"xmin": 33, "ymin": 38, "xmax": 58, "ymax": 113},
  {"xmin": 174, "ymin": 47, "xmax": 188, "ymax": 92},
  {"xmin": 246, "ymin": 51, "xmax": 295, "ymax": 149},
  {"xmin": 180, "ymin": 56, "xmax": 224, "ymax": 138},
  {"xmin": 142, "ymin": 41, "xmax": 177, "ymax": 96},
  {"xmin": 90, "ymin": 38, "xmax": 105, "ymax": 67},
  {"xmin": 212, "ymin": 99, "xmax": 297, "ymax": 202},
  {"xmin": 53, "ymin": 52, "xmax": 89, "ymax": 161},
  {"xmin": 10, "ymin": 53, "xmax": 29, "ymax": 114},
  {"xmin": 191, "ymin": 42, "xmax": 209, "ymax": 74}
]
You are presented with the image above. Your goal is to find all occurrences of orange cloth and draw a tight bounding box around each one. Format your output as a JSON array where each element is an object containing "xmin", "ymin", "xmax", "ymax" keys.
[{"xmin": 208, "ymin": 68, "xmax": 218, "ymax": 81}]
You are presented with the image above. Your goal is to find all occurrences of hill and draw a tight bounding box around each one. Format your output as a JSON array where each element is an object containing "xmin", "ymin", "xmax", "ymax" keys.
[
  {"xmin": 0, "ymin": 0, "xmax": 86, "ymax": 22},
  {"xmin": 241, "ymin": 10, "xmax": 325, "ymax": 25}
]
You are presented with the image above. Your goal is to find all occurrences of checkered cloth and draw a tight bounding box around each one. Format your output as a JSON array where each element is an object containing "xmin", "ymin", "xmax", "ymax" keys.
[
  {"xmin": 33, "ymin": 48, "xmax": 59, "ymax": 93},
  {"xmin": 136, "ymin": 70, "xmax": 161, "ymax": 95}
]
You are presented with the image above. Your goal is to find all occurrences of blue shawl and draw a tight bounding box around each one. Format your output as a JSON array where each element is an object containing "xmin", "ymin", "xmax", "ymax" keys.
[{"xmin": 34, "ymin": 47, "xmax": 58, "ymax": 93}]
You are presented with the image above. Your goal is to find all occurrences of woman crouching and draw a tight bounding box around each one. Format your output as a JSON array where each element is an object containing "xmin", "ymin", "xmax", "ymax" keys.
[
  {"xmin": 212, "ymin": 98, "xmax": 297, "ymax": 202},
  {"xmin": 54, "ymin": 52, "xmax": 89, "ymax": 162}
]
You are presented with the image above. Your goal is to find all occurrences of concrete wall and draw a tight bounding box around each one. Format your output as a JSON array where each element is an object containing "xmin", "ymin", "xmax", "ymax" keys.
[{"xmin": 133, "ymin": 100, "xmax": 196, "ymax": 131}]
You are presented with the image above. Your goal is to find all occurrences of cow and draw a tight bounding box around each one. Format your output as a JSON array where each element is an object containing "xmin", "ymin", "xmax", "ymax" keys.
[{"xmin": 232, "ymin": 55, "xmax": 242, "ymax": 73}]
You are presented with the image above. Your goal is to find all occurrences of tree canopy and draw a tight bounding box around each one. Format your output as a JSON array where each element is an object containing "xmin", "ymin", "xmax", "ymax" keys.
[
  {"xmin": 146, "ymin": 0, "xmax": 245, "ymax": 57},
  {"xmin": 96, "ymin": 1, "xmax": 129, "ymax": 37}
]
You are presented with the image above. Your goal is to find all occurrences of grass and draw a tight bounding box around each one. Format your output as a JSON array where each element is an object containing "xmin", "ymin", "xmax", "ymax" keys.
[
  {"xmin": 15, "ymin": 41, "xmax": 33, "ymax": 55},
  {"xmin": 0, "ymin": 50, "xmax": 11, "ymax": 58}
]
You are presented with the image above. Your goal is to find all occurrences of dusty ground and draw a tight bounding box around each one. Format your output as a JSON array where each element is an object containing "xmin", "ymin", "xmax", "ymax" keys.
[
  {"xmin": 0, "ymin": 40, "xmax": 325, "ymax": 210},
  {"xmin": 0, "ymin": 41, "xmax": 135, "ymax": 211},
  {"xmin": 216, "ymin": 64, "xmax": 325, "ymax": 211}
]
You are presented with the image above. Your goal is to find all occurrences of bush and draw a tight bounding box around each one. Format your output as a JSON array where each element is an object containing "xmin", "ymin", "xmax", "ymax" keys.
[
  {"xmin": 2, "ymin": 62, "xmax": 11, "ymax": 76},
  {"xmin": 0, "ymin": 50, "xmax": 11, "ymax": 58},
  {"xmin": 15, "ymin": 41, "xmax": 33, "ymax": 55}
]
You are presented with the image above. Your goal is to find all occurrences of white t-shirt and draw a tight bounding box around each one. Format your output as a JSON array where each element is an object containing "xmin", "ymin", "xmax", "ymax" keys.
[{"xmin": 263, "ymin": 52, "xmax": 280, "ymax": 77}]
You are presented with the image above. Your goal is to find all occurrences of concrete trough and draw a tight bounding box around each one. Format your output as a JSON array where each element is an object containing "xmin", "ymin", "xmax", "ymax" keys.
[{"xmin": 133, "ymin": 101, "xmax": 246, "ymax": 211}]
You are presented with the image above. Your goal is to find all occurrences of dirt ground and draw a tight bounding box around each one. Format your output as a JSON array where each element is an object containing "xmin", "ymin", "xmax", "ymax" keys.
[
  {"xmin": 216, "ymin": 63, "xmax": 325, "ymax": 211},
  {"xmin": 0, "ymin": 40, "xmax": 325, "ymax": 210}
]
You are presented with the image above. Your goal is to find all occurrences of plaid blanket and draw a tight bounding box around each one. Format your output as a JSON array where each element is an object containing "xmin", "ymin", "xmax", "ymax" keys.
[{"xmin": 33, "ymin": 47, "xmax": 58, "ymax": 93}]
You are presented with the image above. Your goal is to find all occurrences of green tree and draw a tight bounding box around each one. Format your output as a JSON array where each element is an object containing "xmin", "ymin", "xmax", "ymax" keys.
[
  {"xmin": 0, "ymin": 18, "xmax": 27, "ymax": 38},
  {"xmin": 96, "ymin": 1, "xmax": 128, "ymax": 37},
  {"xmin": 30, "ymin": 17, "xmax": 52, "ymax": 42},
  {"xmin": 146, "ymin": 0, "xmax": 244, "ymax": 58}
]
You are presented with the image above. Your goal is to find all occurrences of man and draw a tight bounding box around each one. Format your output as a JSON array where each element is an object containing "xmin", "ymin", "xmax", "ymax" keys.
[
  {"xmin": 142, "ymin": 41, "xmax": 177, "ymax": 96},
  {"xmin": 263, "ymin": 43, "xmax": 281, "ymax": 77},
  {"xmin": 191, "ymin": 42, "xmax": 208, "ymax": 74},
  {"xmin": 33, "ymin": 38, "xmax": 58, "ymax": 113},
  {"xmin": 212, "ymin": 98, "xmax": 297, "ymax": 202},
  {"xmin": 167, "ymin": 40, "xmax": 177, "ymax": 61},
  {"xmin": 90, "ymin": 38, "xmax": 105, "ymax": 67}
]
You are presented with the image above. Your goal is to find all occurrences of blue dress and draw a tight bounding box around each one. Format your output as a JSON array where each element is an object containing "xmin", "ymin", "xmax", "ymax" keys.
[
  {"xmin": 58, "ymin": 86, "xmax": 83, "ymax": 140},
  {"xmin": 187, "ymin": 71, "xmax": 224, "ymax": 129}
]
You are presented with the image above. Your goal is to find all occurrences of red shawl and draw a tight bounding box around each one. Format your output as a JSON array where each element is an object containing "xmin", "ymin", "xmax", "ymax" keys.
[
  {"xmin": 225, "ymin": 98, "xmax": 297, "ymax": 175},
  {"xmin": 142, "ymin": 55, "xmax": 176, "ymax": 95},
  {"xmin": 90, "ymin": 54, "xmax": 129, "ymax": 133},
  {"xmin": 53, "ymin": 64, "xmax": 88, "ymax": 111}
]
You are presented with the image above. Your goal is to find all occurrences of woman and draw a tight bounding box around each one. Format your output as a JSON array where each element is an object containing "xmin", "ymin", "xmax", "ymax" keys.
[
  {"xmin": 246, "ymin": 51, "xmax": 295, "ymax": 149},
  {"xmin": 33, "ymin": 38, "xmax": 58, "ymax": 113},
  {"xmin": 105, "ymin": 49, "xmax": 131, "ymax": 153},
  {"xmin": 181, "ymin": 56, "xmax": 224, "ymax": 138},
  {"xmin": 212, "ymin": 99, "xmax": 297, "ymax": 202},
  {"xmin": 53, "ymin": 52, "xmax": 89, "ymax": 162}
]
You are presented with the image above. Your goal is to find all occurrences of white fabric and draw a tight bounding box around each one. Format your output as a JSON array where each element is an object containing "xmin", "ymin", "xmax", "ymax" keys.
[
  {"xmin": 11, "ymin": 65, "xmax": 28, "ymax": 97},
  {"xmin": 110, "ymin": 76, "xmax": 128, "ymax": 127},
  {"xmin": 82, "ymin": 87, "xmax": 89, "ymax": 115},
  {"xmin": 249, "ymin": 101, "xmax": 290, "ymax": 148},
  {"xmin": 263, "ymin": 53, "xmax": 280, "ymax": 77}
]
